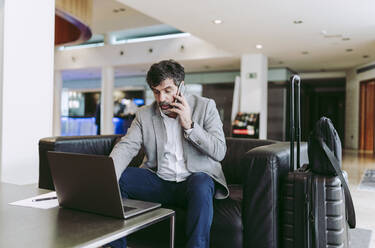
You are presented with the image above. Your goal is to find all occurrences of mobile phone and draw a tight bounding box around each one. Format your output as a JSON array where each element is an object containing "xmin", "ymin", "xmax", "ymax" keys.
[{"xmin": 174, "ymin": 82, "xmax": 184, "ymax": 103}]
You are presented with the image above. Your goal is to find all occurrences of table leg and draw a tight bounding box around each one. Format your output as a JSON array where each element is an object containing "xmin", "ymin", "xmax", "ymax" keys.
[{"xmin": 170, "ymin": 213, "xmax": 175, "ymax": 248}]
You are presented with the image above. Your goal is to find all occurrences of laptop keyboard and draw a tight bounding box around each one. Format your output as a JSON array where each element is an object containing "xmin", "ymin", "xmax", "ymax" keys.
[{"xmin": 123, "ymin": 206, "xmax": 136, "ymax": 212}]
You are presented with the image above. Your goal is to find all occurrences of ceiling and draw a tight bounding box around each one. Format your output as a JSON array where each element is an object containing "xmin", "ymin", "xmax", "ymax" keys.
[
  {"xmin": 115, "ymin": 0, "xmax": 375, "ymax": 72},
  {"xmin": 91, "ymin": 0, "xmax": 160, "ymax": 34},
  {"xmin": 63, "ymin": 0, "xmax": 375, "ymax": 79}
]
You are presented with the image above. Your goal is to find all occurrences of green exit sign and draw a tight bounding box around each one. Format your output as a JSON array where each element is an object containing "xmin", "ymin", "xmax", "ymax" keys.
[{"xmin": 247, "ymin": 72, "xmax": 257, "ymax": 79}]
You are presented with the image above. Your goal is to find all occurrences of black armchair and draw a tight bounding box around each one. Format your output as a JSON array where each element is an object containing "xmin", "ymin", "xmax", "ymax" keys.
[{"xmin": 39, "ymin": 135, "xmax": 307, "ymax": 248}]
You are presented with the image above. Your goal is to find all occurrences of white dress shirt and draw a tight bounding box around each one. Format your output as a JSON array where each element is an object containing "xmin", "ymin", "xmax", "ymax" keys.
[{"xmin": 157, "ymin": 109, "xmax": 192, "ymax": 182}]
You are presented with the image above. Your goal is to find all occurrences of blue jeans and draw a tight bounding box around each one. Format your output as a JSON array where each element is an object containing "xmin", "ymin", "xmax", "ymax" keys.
[{"xmin": 107, "ymin": 167, "xmax": 215, "ymax": 248}]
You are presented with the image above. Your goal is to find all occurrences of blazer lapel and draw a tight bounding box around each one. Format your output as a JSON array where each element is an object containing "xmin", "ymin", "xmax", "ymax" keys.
[{"xmin": 152, "ymin": 106, "xmax": 167, "ymax": 166}]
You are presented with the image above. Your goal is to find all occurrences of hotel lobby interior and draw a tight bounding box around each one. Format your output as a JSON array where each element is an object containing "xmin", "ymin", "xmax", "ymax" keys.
[{"xmin": 0, "ymin": 0, "xmax": 375, "ymax": 247}]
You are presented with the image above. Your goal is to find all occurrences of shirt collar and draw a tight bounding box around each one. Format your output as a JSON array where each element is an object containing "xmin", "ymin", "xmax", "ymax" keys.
[{"xmin": 159, "ymin": 108, "xmax": 167, "ymax": 118}]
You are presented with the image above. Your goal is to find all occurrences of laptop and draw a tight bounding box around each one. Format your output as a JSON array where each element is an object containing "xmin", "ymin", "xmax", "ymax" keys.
[{"xmin": 47, "ymin": 151, "xmax": 161, "ymax": 219}]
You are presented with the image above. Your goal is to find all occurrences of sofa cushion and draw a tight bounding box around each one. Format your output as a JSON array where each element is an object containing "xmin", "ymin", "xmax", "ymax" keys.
[{"xmin": 210, "ymin": 184, "xmax": 243, "ymax": 248}]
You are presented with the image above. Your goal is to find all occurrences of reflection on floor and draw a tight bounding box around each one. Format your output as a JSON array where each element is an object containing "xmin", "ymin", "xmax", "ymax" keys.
[{"xmin": 342, "ymin": 150, "xmax": 375, "ymax": 247}]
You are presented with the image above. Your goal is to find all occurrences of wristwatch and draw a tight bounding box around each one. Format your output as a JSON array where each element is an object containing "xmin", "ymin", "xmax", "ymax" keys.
[
  {"xmin": 190, "ymin": 121, "xmax": 194, "ymax": 129},
  {"xmin": 184, "ymin": 121, "xmax": 194, "ymax": 138}
]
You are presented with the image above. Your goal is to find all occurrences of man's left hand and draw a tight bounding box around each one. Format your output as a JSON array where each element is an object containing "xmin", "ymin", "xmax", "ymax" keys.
[{"xmin": 169, "ymin": 94, "xmax": 192, "ymax": 130}]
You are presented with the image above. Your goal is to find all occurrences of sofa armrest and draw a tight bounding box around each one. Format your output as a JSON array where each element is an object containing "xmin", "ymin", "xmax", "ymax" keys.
[
  {"xmin": 222, "ymin": 137, "xmax": 278, "ymax": 184},
  {"xmin": 39, "ymin": 135, "xmax": 121, "ymax": 190},
  {"xmin": 241, "ymin": 142, "xmax": 308, "ymax": 248}
]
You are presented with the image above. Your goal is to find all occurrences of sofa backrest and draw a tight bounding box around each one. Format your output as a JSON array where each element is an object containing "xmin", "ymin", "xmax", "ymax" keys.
[
  {"xmin": 54, "ymin": 135, "xmax": 120, "ymax": 154},
  {"xmin": 39, "ymin": 135, "xmax": 121, "ymax": 190},
  {"xmin": 39, "ymin": 135, "xmax": 278, "ymax": 190}
]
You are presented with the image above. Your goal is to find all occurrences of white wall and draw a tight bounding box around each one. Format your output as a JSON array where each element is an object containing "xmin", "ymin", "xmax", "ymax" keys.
[
  {"xmin": 345, "ymin": 61, "xmax": 375, "ymax": 149},
  {"xmin": 101, "ymin": 66, "xmax": 114, "ymax": 134},
  {"xmin": 300, "ymin": 71, "xmax": 346, "ymax": 79},
  {"xmin": 240, "ymin": 54, "xmax": 268, "ymax": 139},
  {"xmin": 0, "ymin": 0, "xmax": 4, "ymax": 182},
  {"xmin": 0, "ymin": 0, "xmax": 54, "ymax": 184},
  {"xmin": 53, "ymin": 70, "xmax": 62, "ymax": 136}
]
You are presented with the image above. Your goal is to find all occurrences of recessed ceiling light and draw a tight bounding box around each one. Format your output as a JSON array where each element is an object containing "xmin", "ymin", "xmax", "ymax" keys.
[
  {"xmin": 293, "ymin": 20, "xmax": 303, "ymax": 24},
  {"xmin": 363, "ymin": 55, "xmax": 370, "ymax": 58},
  {"xmin": 342, "ymin": 37, "xmax": 350, "ymax": 41},
  {"xmin": 256, "ymin": 44, "xmax": 263, "ymax": 49},
  {"xmin": 113, "ymin": 8, "xmax": 126, "ymax": 13},
  {"xmin": 346, "ymin": 48, "xmax": 353, "ymax": 52},
  {"xmin": 320, "ymin": 30, "xmax": 343, "ymax": 38},
  {"xmin": 301, "ymin": 51, "xmax": 309, "ymax": 55},
  {"xmin": 324, "ymin": 34, "xmax": 342, "ymax": 38},
  {"xmin": 212, "ymin": 19, "xmax": 223, "ymax": 24}
]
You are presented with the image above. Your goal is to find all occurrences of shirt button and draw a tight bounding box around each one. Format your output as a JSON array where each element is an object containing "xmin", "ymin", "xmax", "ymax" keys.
[{"xmin": 197, "ymin": 140, "xmax": 201, "ymax": 145}]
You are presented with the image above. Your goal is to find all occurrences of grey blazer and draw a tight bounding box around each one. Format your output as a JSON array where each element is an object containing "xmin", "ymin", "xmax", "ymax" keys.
[{"xmin": 110, "ymin": 94, "xmax": 229, "ymax": 199}]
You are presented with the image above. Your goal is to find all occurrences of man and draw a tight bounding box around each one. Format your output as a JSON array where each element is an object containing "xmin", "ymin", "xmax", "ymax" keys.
[{"xmin": 108, "ymin": 60, "xmax": 229, "ymax": 248}]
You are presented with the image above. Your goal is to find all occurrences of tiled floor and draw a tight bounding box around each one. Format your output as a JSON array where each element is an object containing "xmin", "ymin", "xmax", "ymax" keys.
[{"xmin": 342, "ymin": 149, "xmax": 375, "ymax": 247}]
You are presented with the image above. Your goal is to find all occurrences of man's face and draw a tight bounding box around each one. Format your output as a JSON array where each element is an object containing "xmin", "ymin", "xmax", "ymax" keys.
[{"xmin": 151, "ymin": 78, "xmax": 179, "ymax": 115}]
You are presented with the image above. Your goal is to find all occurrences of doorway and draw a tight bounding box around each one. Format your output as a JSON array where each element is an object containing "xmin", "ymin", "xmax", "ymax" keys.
[
  {"xmin": 277, "ymin": 78, "xmax": 345, "ymax": 142},
  {"xmin": 359, "ymin": 80, "xmax": 375, "ymax": 152}
]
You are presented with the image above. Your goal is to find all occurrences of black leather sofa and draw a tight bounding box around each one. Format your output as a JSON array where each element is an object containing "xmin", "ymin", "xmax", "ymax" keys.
[{"xmin": 39, "ymin": 135, "xmax": 308, "ymax": 248}]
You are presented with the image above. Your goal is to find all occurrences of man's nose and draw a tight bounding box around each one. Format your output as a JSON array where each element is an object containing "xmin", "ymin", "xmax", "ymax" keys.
[{"xmin": 159, "ymin": 92, "xmax": 167, "ymax": 102}]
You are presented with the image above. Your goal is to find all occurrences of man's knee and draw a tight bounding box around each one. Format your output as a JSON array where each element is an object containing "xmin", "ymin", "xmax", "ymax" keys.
[
  {"xmin": 119, "ymin": 167, "xmax": 145, "ymax": 197},
  {"xmin": 187, "ymin": 172, "xmax": 215, "ymax": 198},
  {"xmin": 119, "ymin": 167, "xmax": 137, "ymax": 184}
]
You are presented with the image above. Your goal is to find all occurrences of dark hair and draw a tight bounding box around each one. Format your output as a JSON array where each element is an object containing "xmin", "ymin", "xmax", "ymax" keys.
[{"xmin": 146, "ymin": 60, "xmax": 185, "ymax": 88}]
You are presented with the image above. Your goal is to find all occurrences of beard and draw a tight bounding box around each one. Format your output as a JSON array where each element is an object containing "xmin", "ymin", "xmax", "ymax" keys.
[
  {"xmin": 159, "ymin": 101, "xmax": 172, "ymax": 114},
  {"xmin": 159, "ymin": 101, "xmax": 177, "ymax": 118}
]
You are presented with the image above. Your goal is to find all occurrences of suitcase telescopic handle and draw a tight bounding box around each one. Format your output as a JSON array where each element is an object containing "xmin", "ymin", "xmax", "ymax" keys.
[
  {"xmin": 295, "ymin": 76, "xmax": 301, "ymax": 169},
  {"xmin": 290, "ymin": 75, "xmax": 301, "ymax": 171}
]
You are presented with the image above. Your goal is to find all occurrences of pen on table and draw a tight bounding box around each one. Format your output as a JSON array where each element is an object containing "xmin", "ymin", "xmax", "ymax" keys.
[{"xmin": 32, "ymin": 196, "xmax": 58, "ymax": 202}]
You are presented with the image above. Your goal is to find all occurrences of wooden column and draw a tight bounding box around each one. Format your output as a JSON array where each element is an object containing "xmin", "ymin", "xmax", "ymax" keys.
[{"xmin": 359, "ymin": 80, "xmax": 375, "ymax": 152}]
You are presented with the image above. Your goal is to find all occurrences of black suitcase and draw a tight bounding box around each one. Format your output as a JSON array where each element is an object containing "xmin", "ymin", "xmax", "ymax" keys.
[{"xmin": 281, "ymin": 75, "xmax": 350, "ymax": 248}]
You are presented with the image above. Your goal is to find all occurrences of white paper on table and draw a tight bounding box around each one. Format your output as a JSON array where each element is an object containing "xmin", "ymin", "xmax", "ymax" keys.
[{"xmin": 9, "ymin": 191, "xmax": 59, "ymax": 209}]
